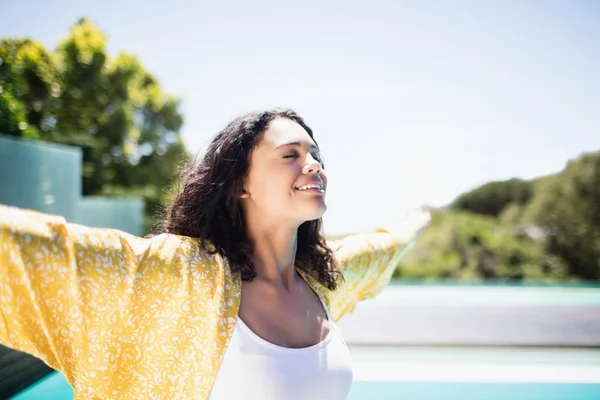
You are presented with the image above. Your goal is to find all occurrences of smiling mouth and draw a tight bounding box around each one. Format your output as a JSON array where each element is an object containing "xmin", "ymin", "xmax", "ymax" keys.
[
  {"xmin": 296, "ymin": 186, "xmax": 325, "ymax": 194},
  {"xmin": 295, "ymin": 183, "xmax": 325, "ymax": 192},
  {"xmin": 296, "ymin": 189, "xmax": 325, "ymax": 194}
]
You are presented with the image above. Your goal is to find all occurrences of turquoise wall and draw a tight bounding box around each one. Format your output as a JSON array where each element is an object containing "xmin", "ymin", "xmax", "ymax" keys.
[{"xmin": 0, "ymin": 135, "xmax": 143, "ymax": 235}]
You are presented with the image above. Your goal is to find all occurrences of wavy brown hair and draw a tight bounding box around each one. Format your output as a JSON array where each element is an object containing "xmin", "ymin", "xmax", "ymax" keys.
[{"xmin": 159, "ymin": 108, "xmax": 341, "ymax": 291}]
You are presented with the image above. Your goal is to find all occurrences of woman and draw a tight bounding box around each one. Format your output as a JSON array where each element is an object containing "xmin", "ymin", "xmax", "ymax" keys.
[{"xmin": 0, "ymin": 108, "xmax": 430, "ymax": 399}]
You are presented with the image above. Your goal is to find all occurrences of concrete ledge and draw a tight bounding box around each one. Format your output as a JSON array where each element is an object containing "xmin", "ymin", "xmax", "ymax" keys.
[{"xmin": 339, "ymin": 303, "xmax": 600, "ymax": 346}]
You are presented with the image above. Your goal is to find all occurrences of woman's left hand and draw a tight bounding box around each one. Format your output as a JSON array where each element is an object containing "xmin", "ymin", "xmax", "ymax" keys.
[{"xmin": 379, "ymin": 205, "xmax": 431, "ymax": 244}]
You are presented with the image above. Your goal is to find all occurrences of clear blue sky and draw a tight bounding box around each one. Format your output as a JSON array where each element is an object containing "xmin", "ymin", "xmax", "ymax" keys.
[{"xmin": 1, "ymin": 0, "xmax": 599, "ymax": 234}]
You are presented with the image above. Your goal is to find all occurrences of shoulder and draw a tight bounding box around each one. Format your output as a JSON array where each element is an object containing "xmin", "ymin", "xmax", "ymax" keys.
[
  {"xmin": 173, "ymin": 234, "xmax": 216, "ymax": 262},
  {"xmin": 134, "ymin": 234, "xmax": 231, "ymax": 298},
  {"xmin": 170, "ymin": 234, "xmax": 228, "ymax": 277}
]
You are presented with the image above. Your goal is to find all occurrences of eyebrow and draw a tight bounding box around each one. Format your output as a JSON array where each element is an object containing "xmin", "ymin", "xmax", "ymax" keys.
[{"xmin": 273, "ymin": 141, "xmax": 319, "ymax": 152}]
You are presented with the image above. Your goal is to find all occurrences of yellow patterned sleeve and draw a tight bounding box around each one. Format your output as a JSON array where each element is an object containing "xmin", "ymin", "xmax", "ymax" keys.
[
  {"xmin": 327, "ymin": 209, "xmax": 430, "ymax": 322},
  {"xmin": 0, "ymin": 205, "xmax": 182, "ymax": 381}
]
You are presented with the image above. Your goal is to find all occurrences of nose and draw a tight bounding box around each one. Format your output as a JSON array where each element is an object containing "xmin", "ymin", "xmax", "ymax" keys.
[{"xmin": 303, "ymin": 154, "xmax": 321, "ymax": 175}]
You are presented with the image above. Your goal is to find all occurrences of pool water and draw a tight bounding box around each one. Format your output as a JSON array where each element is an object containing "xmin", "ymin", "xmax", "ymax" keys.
[
  {"xmin": 373, "ymin": 284, "xmax": 600, "ymax": 307},
  {"xmin": 347, "ymin": 346, "xmax": 600, "ymax": 400},
  {"xmin": 11, "ymin": 373, "xmax": 73, "ymax": 399},
  {"xmin": 12, "ymin": 346, "xmax": 600, "ymax": 400},
  {"xmin": 13, "ymin": 374, "xmax": 600, "ymax": 400},
  {"xmin": 349, "ymin": 382, "xmax": 600, "ymax": 400}
]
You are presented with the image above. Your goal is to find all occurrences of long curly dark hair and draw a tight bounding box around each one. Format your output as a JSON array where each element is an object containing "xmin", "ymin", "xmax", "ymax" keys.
[{"xmin": 160, "ymin": 108, "xmax": 341, "ymax": 291}]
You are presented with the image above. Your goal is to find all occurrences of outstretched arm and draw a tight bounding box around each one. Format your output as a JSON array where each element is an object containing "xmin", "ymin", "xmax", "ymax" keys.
[
  {"xmin": 0, "ymin": 205, "xmax": 183, "ymax": 381},
  {"xmin": 326, "ymin": 207, "xmax": 430, "ymax": 322}
]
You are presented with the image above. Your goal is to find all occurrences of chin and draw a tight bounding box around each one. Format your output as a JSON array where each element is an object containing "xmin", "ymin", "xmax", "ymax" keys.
[{"xmin": 304, "ymin": 203, "xmax": 327, "ymax": 221}]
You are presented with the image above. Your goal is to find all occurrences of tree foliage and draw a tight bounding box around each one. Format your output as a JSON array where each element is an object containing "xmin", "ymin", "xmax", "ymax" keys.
[
  {"xmin": 402, "ymin": 150, "xmax": 600, "ymax": 282},
  {"xmin": 523, "ymin": 151, "xmax": 600, "ymax": 279},
  {"xmin": 451, "ymin": 178, "xmax": 533, "ymax": 217},
  {"xmin": 0, "ymin": 19, "xmax": 189, "ymax": 230},
  {"xmin": 394, "ymin": 211, "xmax": 568, "ymax": 281}
]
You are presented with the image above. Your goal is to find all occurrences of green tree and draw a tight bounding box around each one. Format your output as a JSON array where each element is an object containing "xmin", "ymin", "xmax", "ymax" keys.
[
  {"xmin": 395, "ymin": 211, "xmax": 569, "ymax": 281},
  {"xmin": 524, "ymin": 151, "xmax": 600, "ymax": 279},
  {"xmin": 452, "ymin": 178, "xmax": 533, "ymax": 217},
  {"xmin": 0, "ymin": 19, "xmax": 189, "ymax": 230},
  {"xmin": 0, "ymin": 38, "xmax": 55, "ymax": 138}
]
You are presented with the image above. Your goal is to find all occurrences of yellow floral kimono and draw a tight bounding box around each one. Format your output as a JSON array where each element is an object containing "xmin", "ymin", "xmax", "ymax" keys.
[{"xmin": 0, "ymin": 205, "xmax": 421, "ymax": 399}]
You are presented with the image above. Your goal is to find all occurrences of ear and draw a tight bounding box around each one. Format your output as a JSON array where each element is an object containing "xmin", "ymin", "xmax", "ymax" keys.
[
  {"xmin": 239, "ymin": 189, "xmax": 250, "ymax": 199},
  {"xmin": 238, "ymin": 177, "xmax": 250, "ymax": 199}
]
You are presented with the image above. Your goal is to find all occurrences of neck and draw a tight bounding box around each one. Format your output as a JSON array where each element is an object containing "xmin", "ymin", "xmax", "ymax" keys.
[{"xmin": 245, "ymin": 220, "xmax": 300, "ymax": 291}]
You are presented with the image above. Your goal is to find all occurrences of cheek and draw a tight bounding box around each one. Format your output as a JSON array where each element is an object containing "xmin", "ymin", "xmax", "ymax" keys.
[
  {"xmin": 259, "ymin": 170, "xmax": 295, "ymax": 197},
  {"xmin": 249, "ymin": 163, "xmax": 299, "ymax": 199}
]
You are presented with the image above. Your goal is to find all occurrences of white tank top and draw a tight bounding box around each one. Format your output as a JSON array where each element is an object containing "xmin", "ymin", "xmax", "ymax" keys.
[{"xmin": 209, "ymin": 297, "xmax": 354, "ymax": 400}]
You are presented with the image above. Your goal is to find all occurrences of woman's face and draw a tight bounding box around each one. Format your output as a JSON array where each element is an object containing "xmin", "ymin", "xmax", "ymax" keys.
[{"xmin": 241, "ymin": 118, "xmax": 327, "ymax": 225}]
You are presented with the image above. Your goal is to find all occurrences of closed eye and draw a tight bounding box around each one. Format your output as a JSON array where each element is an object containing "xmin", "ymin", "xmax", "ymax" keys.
[{"xmin": 283, "ymin": 152, "xmax": 323, "ymax": 165}]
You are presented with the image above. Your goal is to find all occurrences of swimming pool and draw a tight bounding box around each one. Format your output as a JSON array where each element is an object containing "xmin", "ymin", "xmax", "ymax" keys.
[
  {"xmin": 349, "ymin": 382, "xmax": 600, "ymax": 400},
  {"xmin": 347, "ymin": 346, "xmax": 600, "ymax": 400},
  {"xmin": 12, "ymin": 346, "xmax": 600, "ymax": 400}
]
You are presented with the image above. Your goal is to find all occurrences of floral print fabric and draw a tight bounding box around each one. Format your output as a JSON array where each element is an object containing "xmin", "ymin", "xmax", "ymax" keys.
[{"xmin": 0, "ymin": 205, "xmax": 416, "ymax": 399}]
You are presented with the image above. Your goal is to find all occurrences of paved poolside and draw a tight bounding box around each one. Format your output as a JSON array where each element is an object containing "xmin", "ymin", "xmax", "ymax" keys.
[{"xmin": 338, "ymin": 285, "xmax": 600, "ymax": 346}]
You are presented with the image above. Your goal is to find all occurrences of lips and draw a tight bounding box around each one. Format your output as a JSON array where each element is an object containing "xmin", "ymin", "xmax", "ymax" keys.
[
  {"xmin": 294, "ymin": 177, "xmax": 326, "ymax": 196},
  {"xmin": 294, "ymin": 180, "xmax": 324, "ymax": 191},
  {"xmin": 296, "ymin": 183, "xmax": 324, "ymax": 191}
]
